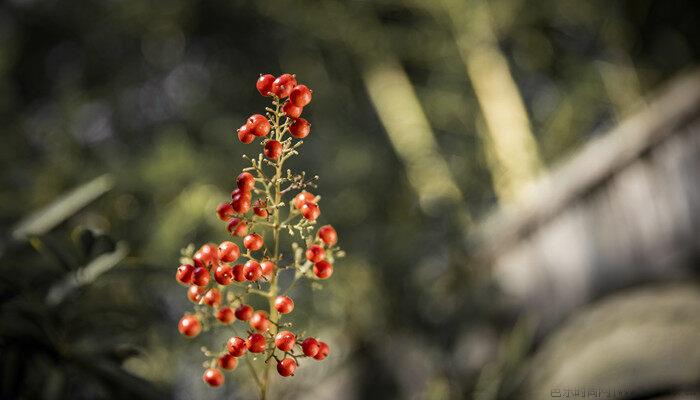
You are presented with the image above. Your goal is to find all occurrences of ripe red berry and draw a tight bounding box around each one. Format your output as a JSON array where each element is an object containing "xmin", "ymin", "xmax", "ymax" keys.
[
  {"xmin": 214, "ymin": 264, "xmax": 234, "ymax": 285},
  {"xmin": 178, "ymin": 314, "xmax": 201, "ymax": 337},
  {"xmin": 293, "ymin": 191, "xmax": 316, "ymax": 209},
  {"xmin": 216, "ymin": 307, "xmax": 235, "ymax": 324},
  {"xmin": 305, "ymin": 244, "xmax": 325, "ymax": 263},
  {"xmin": 300, "ymin": 202, "xmax": 321, "ymax": 220},
  {"xmin": 218, "ymin": 241, "xmax": 240, "ymax": 262},
  {"xmin": 232, "ymin": 263, "xmax": 246, "ymax": 282},
  {"xmin": 256, "ymin": 74, "xmax": 275, "ymax": 96},
  {"xmin": 247, "ymin": 114, "xmax": 271, "ymax": 137},
  {"xmin": 234, "ymin": 304, "xmax": 253, "ymax": 321},
  {"xmin": 318, "ymin": 225, "xmax": 338, "ymax": 246},
  {"xmin": 274, "ymin": 330, "xmax": 296, "ymax": 351},
  {"xmin": 192, "ymin": 266, "xmax": 211, "ymax": 286},
  {"xmin": 301, "ymin": 337, "xmax": 320, "ymax": 357},
  {"xmin": 264, "ymin": 140, "xmax": 283, "ymax": 160},
  {"xmin": 313, "ymin": 260, "xmax": 333, "ymax": 279},
  {"xmin": 203, "ymin": 288, "xmax": 221, "ymax": 307},
  {"xmin": 176, "ymin": 264, "xmax": 195, "ymax": 285},
  {"xmin": 202, "ymin": 368, "xmax": 224, "ymax": 387},
  {"xmin": 246, "ymin": 333, "xmax": 267, "ymax": 353},
  {"xmin": 274, "ymin": 295, "xmax": 294, "ymax": 314},
  {"xmin": 187, "ymin": 286, "xmax": 206, "ymax": 303},
  {"xmin": 277, "ymin": 358, "xmax": 297, "ymax": 377},
  {"xmin": 314, "ymin": 341, "xmax": 329, "ymax": 360},
  {"xmin": 247, "ymin": 113, "xmax": 266, "ymax": 128},
  {"xmin": 216, "ymin": 202, "xmax": 234, "ymax": 221},
  {"xmin": 218, "ymin": 353, "xmax": 238, "ymax": 370},
  {"xmin": 249, "ymin": 310, "xmax": 269, "ymax": 332},
  {"xmin": 198, "ymin": 243, "xmax": 219, "ymax": 265},
  {"xmin": 289, "ymin": 117, "xmax": 310, "ymax": 138},
  {"xmin": 231, "ymin": 192, "xmax": 251, "ymax": 214},
  {"xmin": 243, "ymin": 233, "xmax": 264, "ymax": 251},
  {"xmin": 227, "ymin": 336, "xmax": 248, "ymax": 357},
  {"xmin": 237, "ymin": 172, "xmax": 255, "ymax": 192},
  {"xmin": 271, "ymin": 73, "xmax": 297, "ymax": 98},
  {"xmin": 290, "ymin": 84, "xmax": 312, "ymax": 107},
  {"xmin": 243, "ymin": 260, "xmax": 262, "ymax": 281},
  {"xmin": 260, "ymin": 260, "xmax": 275, "ymax": 279},
  {"xmin": 253, "ymin": 200, "xmax": 268, "ymax": 218},
  {"xmin": 282, "ymin": 102, "xmax": 303, "ymax": 119},
  {"xmin": 237, "ymin": 124, "xmax": 255, "ymax": 143},
  {"xmin": 227, "ymin": 218, "xmax": 248, "ymax": 237}
]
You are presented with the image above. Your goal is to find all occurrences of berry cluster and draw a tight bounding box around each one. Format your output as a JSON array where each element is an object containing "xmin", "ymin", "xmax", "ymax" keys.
[{"xmin": 175, "ymin": 74, "xmax": 343, "ymax": 396}]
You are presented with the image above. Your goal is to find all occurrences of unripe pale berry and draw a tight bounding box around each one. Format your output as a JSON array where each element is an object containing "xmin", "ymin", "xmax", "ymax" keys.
[
  {"xmin": 203, "ymin": 368, "xmax": 224, "ymax": 387},
  {"xmin": 227, "ymin": 336, "xmax": 247, "ymax": 357},
  {"xmin": 318, "ymin": 225, "xmax": 338, "ymax": 246},
  {"xmin": 271, "ymin": 73, "xmax": 297, "ymax": 98},
  {"xmin": 277, "ymin": 358, "xmax": 297, "ymax": 377},
  {"xmin": 275, "ymin": 330, "xmax": 296, "ymax": 351},
  {"xmin": 249, "ymin": 310, "xmax": 269, "ymax": 332},
  {"xmin": 234, "ymin": 304, "xmax": 253, "ymax": 321},
  {"xmin": 289, "ymin": 117, "xmax": 310, "ymax": 138},
  {"xmin": 274, "ymin": 295, "xmax": 294, "ymax": 314},
  {"xmin": 300, "ymin": 202, "xmax": 321, "ymax": 220},
  {"xmin": 290, "ymin": 84, "xmax": 312, "ymax": 107},
  {"xmin": 314, "ymin": 341, "xmax": 330, "ymax": 360},
  {"xmin": 246, "ymin": 333, "xmax": 267, "ymax": 353},
  {"xmin": 264, "ymin": 140, "xmax": 283, "ymax": 160},
  {"xmin": 256, "ymin": 74, "xmax": 275, "ymax": 96},
  {"xmin": 243, "ymin": 233, "xmax": 264, "ymax": 251},
  {"xmin": 214, "ymin": 264, "xmax": 234, "ymax": 285},
  {"xmin": 218, "ymin": 353, "xmax": 238, "ymax": 370},
  {"xmin": 178, "ymin": 314, "xmax": 201, "ymax": 337},
  {"xmin": 313, "ymin": 260, "xmax": 333, "ymax": 279},
  {"xmin": 216, "ymin": 307, "xmax": 235, "ymax": 324},
  {"xmin": 216, "ymin": 202, "xmax": 234, "ymax": 221},
  {"xmin": 176, "ymin": 264, "xmax": 195, "ymax": 285},
  {"xmin": 282, "ymin": 101, "xmax": 303, "ymax": 118},
  {"xmin": 305, "ymin": 244, "xmax": 325, "ymax": 263},
  {"xmin": 232, "ymin": 263, "xmax": 246, "ymax": 282},
  {"xmin": 301, "ymin": 337, "xmax": 320, "ymax": 357}
]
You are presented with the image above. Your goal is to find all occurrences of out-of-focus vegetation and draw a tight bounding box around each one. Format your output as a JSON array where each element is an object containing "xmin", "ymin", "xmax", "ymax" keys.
[{"xmin": 0, "ymin": 0, "xmax": 698, "ymax": 399}]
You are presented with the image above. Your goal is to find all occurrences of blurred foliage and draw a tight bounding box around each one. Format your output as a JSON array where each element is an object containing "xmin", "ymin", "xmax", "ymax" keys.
[{"xmin": 0, "ymin": 0, "xmax": 698, "ymax": 399}]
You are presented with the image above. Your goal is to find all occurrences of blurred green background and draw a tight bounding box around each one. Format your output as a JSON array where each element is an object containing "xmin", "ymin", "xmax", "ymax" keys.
[{"xmin": 0, "ymin": 0, "xmax": 698, "ymax": 399}]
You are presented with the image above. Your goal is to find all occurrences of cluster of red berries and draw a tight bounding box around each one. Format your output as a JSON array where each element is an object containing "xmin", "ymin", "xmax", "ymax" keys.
[{"xmin": 175, "ymin": 74, "xmax": 343, "ymax": 392}]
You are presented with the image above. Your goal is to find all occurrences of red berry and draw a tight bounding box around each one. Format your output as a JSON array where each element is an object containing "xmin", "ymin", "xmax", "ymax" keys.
[
  {"xmin": 274, "ymin": 330, "xmax": 296, "ymax": 351},
  {"xmin": 277, "ymin": 358, "xmax": 297, "ymax": 377},
  {"xmin": 247, "ymin": 113, "xmax": 267, "ymax": 128},
  {"xmin": 293, "ymin": 191, "xmax": 316, "ymax": 209},
  {"xmin": 314, "ymin": 341, "xmax": 329, "ymax": 360},
  {"xmin": 176, "ymin": 264, "xmax": 195, "ymax": 285},
  {"xmin": 313, "ymin": 260, "xmax": 333, "ymax": 279},
  {"xmin": 300, "ymin": 202, "xmax": 321, "ymax": 220},
  {"xmin": 289, "ymin": 118, "xmax": 310, "ymax": 138},
  {"xmin": 253, "ymin": 200, "xmax": 268, "ymax": 218},
  {"xmin": 202, "ymin": 368, "xmax": 224, "ymax": 387},
  {"xmin": 216, "ymin": 307, "xmax": 235, "ymax": 324},
  {"xmin": 187, "ymin": 286, "xmax": 206, "ymax": 303},
  {"xmin": 232, "ymin": 263, "xmax": 246, "ymax": 282},
  {"xmin": 203, "ymin": 288, "xmax": 221, "ymax": 307},
  {"xmin": 218, "ymin": 353, "xmax": 238, "ymax": 370},
  {"xmin": 218, "ymin": 241, "xmax": 240, "ymax": 262},
  {"xmin": 260, "ymin": 260, "xmax": 275, "ymax": 279},
  {"xmin": 263, "ymin": 140, "xmax": 282, "ymax": 160},
  {"xmin": 246, "ymin": 333, "xmax": 267, "ymax": 353},
  {"xmin": 237, "ymin": 125, "xmax": 255, "ymax": 143},
  {"xmin": 256, "ymin": 74, "xmax": 275, "ymax": 96},
  {"xmin": 227, "ymin": 218, "xmax": 248, "ymax": 237},
  {"xmin": 274, "ymin": 295, "xmax": 294, "ymax": 314},
  {"xmin": 282, "ymin": 102, "xmax": 303, "ymax": 119},
  {"xmin": 234, "ymin": 304, "xmax": 253, "ymax": 321},
  {"xmin": 243, "ymin": 260, "xmax": 262, "ymax": 281},
  {"xmin": 290, "ymin": 84, "xmax": 312, "ymax": 107},
  {"xmin": 249, "ymin": 310, "xmax": 269, "ymax": 332},
  {"xmin": 237, "ymin": 172, "xmax": 255, "ymax": 192},
  {"xmin": 247, "ymin": 114, "xmax": 271, "ymax": 137},
  {"xmin": 305, "ymin": 244, "xmax": 325, "ymax": 263},
  {"xmin": 198, "ymin": 243, "xmax": 219, "ymax": 265},
  {"xmin": 243, "ymin": 233, "xmax": 264, "ymax": 251},
  {"xmin": 271, "ymin": 73, "xmax": 297, "ymax": 98},
  {"xmin": 231, "ymin": 192, "xmax": 251, "ymax": 214},
  {"xmin": 214, "ymin": 264, "xmax": 234, "ymax": 285},
  {"xmin": 192, "ymin": 266, "xmax": 211, "ymax": 286},
  {"xmin": 178, "ymin": 314, "xmax": 201, "ymax": 337},
  {"xmin": 227, "ymin": 336, "xmax": 247, "ymax": 357},
  {"xmin": 301, "ymin": 337, "xmax": 320, "ymax": 357},
  {"xmin": 216, "ymin": 202, "xmax": 234, "ymax": 221},
  {"xmin": 318, "ymin": 225, "xmax": 338, "ymax": 246}
]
